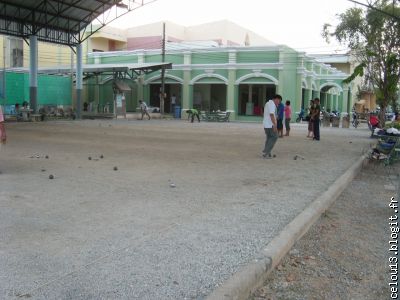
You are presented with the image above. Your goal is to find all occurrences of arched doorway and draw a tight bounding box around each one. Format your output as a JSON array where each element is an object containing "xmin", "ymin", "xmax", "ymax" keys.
[
  {"xmin": 235, "ymin": 73, "xmax": 278, "ymax": 116},
  {"xmin": 190, "ymin": 74, "xmax": 228, "ymax": 111},
  {"xmin": 145, "ymin": 74, "xmax": 183, "ymax": 113}
]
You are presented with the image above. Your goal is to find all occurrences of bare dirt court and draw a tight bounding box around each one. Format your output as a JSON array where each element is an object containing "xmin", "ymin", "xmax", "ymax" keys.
[{"xmin": 0, "ymin": 120, "xmax": 372, "ymax": 299}]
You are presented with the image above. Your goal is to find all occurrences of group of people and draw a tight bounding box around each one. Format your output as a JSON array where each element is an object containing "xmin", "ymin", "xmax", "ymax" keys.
[{"xmin": 262, "ymin": 95, "xmax": 320, "ymax": 159}]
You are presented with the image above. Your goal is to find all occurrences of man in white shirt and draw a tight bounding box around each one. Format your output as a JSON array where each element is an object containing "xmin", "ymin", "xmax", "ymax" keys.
[
  {"xmin": 170, "ymin": 94, "xmax": 176, "ymax": 114},
  {"xmin": 262, "ymin": 94, "xmax": 282, "ymax": 159}
]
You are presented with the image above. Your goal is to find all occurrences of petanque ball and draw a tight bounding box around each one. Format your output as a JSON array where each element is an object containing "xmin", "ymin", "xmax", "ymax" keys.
[
  {"xmin": 113, "ymin": 166, "xmax": 118, "ymax": 171},
  {"xmin": 49, "ymin": 174, "xmax": 54, "ymax": 179}
]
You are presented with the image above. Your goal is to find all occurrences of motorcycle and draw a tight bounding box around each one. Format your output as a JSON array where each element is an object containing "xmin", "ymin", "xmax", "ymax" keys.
[
  {"xmin": 352, "ymin": 111, "xmax": 359, "ymax": 128},
  {"xmin": 295, "ymin": 109, "xmax": 308, "ymax": 122}
]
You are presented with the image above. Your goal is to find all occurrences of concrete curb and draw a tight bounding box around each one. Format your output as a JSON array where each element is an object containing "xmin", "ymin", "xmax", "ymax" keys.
[{"xmin": 207, "ymin": 155, "xmax": 367, "ymax": 300}]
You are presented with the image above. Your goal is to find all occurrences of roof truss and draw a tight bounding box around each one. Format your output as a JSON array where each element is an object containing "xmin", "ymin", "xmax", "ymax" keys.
[{"xmin": 0, "ymin": 0, "xmax": 156, "ymax": 46}]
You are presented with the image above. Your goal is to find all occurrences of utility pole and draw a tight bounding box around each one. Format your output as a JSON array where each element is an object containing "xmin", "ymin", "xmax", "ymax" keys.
[
  {"xmin": 160, "ymin": 22, "xmax": 166, "ymax": 114},
  {"xmin": 2, "ymin": 36, "xmax": 6, "ymax": 107}
]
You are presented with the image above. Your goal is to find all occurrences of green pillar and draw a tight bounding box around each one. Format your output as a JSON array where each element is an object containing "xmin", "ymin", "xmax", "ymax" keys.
[
  {"xmin": 342, "ymin": 88, "xmax": 349, "ymax": 114},
  {"xmin": 293, "ymin": 75, "xmax": 302, "ymax": 120},
  {"xmin": 304, "ymin": 89, "xmax": 312, "ymax": 108},
  {"xmin": 143, "ymin": 84, "xmax": 149, "ymax": 103},
  {"xmin": 226, "ymin": 69, "xmax": 236, "ymax": 119},
  {"xmin": 327, "ymin": 93, "xmax": 332, "ymax": 111},
  {"xmin": 337, "ymin": 94, "xmax": 342, "ymax": 112},
  {"xmin": 182, "ymin": 52, "xmax": 192, "ymax": 112},
  {"xmin": 137, "ymin": 77, "xmax": 144, "ymax": 104}
]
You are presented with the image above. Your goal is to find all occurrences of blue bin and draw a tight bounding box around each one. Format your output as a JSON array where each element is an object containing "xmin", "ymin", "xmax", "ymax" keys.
[{"xmin": 174, "ymin": 105, "xmax": 181, "ymax": 119}]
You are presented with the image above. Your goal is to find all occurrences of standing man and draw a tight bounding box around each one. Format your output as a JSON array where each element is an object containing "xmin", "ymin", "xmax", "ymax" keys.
[
  {"xmin": 262, "ymin": 94, "xmax": 282, "ymax": 159},
  {"xmin": 139, "ymin": 100, "xmax": 151, "ymax": 120},
  {"xmin": 276, "ymin": 97, "xmax": 284, "ymax": 138},
  {"xmin": 311, "ymin": 97, "xmax": 321, "ymax": 140},
  {"xmin": 284, "ymin": 100, "xmax": 292, "ymax": 136},
  {"xmin": 170, "ymin": 94, "xmax": 176, "ymax": 115}
]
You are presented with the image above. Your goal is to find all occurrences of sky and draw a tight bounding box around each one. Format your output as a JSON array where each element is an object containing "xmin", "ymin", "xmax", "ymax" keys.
[{"xmin": 107, "ymin": 0, "xmax": 359, "ymax": 54}]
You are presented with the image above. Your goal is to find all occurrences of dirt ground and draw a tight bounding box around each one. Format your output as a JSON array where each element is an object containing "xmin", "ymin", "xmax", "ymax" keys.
[
  {"xmin": 0, "ymin": 120, "xmax": 376, "ymax": 299},
  {"xmin": 251, "ymin": 162, "xmax": 400, "ymax": 300}
]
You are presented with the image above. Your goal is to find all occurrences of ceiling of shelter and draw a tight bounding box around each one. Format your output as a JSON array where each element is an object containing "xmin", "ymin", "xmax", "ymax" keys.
[{"xmin": 0, "ymin": 0, "xmax": 126, "ymax": 46}]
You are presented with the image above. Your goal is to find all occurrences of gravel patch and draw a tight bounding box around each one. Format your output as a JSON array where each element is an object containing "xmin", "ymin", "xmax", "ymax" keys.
[{"xmin": 0, "ymin": 120, "xmax": 373, "ymax": 299}]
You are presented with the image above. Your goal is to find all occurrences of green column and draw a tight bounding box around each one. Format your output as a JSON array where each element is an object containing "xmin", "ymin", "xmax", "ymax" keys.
[
  {"xmin": 137, "ymin": 77, "xmax": 144, "ymax": 104},
  {"xmin": 226, "ymin": 69, "xmax": 236, "ymax": 119},
  {"xmin": 304, "ymin": 89, "xmax": 312, "ymax": 108},
  {"xmin": 327, "ymin": 93, "xmax": 332, "ymax": 111},
  {"xmin": 182, "ymin": 73, "xmax": 191, "ymax": 110},
  {"xmin": 331, "ymin": 94, "xmax": 335, "ymax": 111},
  {"xmin": 143, "ymin": 84, "xmax": 149, "ymax": 104},
  {"xmin": 342, "ymin": 88, "xmax": 349, "ymax": 114},
  {"xmin": 182, "ymin": 52, "xmax": 192, "ymax": 113},
  {"xmin": 293, "ymin": 74, "xmax": 302, "ymax": 120},
  {"xmin": 337, "ymin": 94, "xmax": 342, "ymax": 112}
]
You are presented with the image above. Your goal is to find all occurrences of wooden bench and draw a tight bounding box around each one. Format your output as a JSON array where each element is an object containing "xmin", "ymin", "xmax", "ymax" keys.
[
  {"xmin": 200, "ymin": 111, "xmax": 231, "ymax": 122},
  {"xmin": 30, "ymin": 114, "xmax": 42, "ymax": 122}
]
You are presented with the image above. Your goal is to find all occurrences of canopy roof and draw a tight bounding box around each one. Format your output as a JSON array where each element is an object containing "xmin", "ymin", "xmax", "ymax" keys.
[
  {"xmin": 9, "ymin": 62, "xmax": 172, "ymax": 78},
  {"xmin": 0, "ymin": 0, "xmax": 141, "ymax": 46}
]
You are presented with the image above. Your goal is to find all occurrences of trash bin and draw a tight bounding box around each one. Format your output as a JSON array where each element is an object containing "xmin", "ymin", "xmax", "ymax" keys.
[
  {"xmin": 174, "ymin": 105, "xmax": 181, "ymax": 119},
  {"xmin": 332, "ymin": 116, "xmax": 340, "ymax": 127},
  {"xmin": 342, "ymin": 113, "xmax": 350, "ymax": 128}
]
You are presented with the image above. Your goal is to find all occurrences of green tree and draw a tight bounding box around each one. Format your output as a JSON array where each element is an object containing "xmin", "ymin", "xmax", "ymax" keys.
[{"xmin": 323, "ymin": 0, "xmax": 400, "ymax": 125}]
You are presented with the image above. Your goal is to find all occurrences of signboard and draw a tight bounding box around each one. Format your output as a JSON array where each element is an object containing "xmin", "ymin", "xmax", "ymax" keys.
[{"xmin": 115, "ymin": 93, "xmax": 126, "ymax": 118}]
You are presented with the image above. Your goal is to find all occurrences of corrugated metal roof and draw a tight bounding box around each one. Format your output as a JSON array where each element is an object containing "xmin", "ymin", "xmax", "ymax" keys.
[
  {"xmin": 115, "ymin": 80, "xmax": 131, "ymax": 91},
  {"xmin": 0, "ymin": 0, "xmax": 124, "ymax": 46},
  {"xmin": 8, "ymin": 62, "xmax": 172, "ymax": 75}
]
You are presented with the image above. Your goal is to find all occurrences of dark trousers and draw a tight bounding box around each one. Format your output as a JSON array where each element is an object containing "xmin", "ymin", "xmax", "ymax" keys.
[
  {"xmin": 313, "ymin": 118, "xmax": 320, "ymax": 140},
  {"xmin": 191, "ymin": 113, "xmax": 200, "ymax": 123}
]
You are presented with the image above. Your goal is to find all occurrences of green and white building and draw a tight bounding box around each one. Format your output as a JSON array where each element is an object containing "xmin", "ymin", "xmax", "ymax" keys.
[{"xmin": 87, "ymin": 44, "xmax": 351, "ymax": 120}]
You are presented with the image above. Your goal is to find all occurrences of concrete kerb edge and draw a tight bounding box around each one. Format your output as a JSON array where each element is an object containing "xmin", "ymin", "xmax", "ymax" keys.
[{"xmin": 206, "ymin": 154, "xmax": 367, "ymax": 300}]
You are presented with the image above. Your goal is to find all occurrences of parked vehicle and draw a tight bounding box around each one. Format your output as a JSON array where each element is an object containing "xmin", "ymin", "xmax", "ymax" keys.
[
  {"xmin": 352, "ymin": 111, "xmax": 359, "ymax": 128},
  {"xmin": 295, "ymin": 109, "xmax": 308, "ymax": 122}
]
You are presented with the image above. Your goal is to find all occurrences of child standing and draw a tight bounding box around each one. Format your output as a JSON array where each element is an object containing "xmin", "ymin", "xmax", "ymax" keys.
[
  {"xmin": 284, "ymin": 100, "xmax": 292, "ymax": 136},
  {"xmin": 276, "ymin": 98, "xmax": 284, "ymax": 138},
  {"xmin": 307, "ymin": 100, "xmax": 314, "ymax": 138}
]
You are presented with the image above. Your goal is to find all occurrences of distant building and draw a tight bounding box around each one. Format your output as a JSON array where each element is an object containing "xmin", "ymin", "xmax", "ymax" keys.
[
  {"xmin": 311, "ymin": 53, "xmax": 376, "ymax": 112},
  {"xmin": 0, "ymin": 20, "xmax": 354, "ymax": 118},
  {"xmin": 88, "ymin": 20, "xmax": 274, "ymax": 52},
  {"xmin": 86, "ymin": 45, "xmax": 351, "ymax": 120}
]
